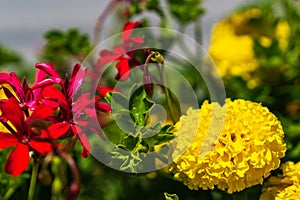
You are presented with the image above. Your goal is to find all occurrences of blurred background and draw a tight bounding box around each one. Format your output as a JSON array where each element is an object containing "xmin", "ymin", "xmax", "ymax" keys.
[{"xmin": 0, "ymin": 0, "xmax": 246, "ymax": 62}]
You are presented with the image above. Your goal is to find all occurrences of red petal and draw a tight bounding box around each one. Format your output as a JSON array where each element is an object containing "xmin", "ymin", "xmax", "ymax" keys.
[
  {"xmin": 41, "ymin": 121, "xmax": 70, "ymax": 139},
  {"xmin": 97, "ymin": 86, "xmax": 114, "ymax": 97},
  {"xmin": 29, "ymin": 140, "xmax": 52, "ymax": 154},
  {"xmin": 42, "ymin": 86, "xmax": 68, "ymax": 109},
  {"xmin": 32, "ymin": 79, "xmax": 57, "ymax": 89},
  {"xmin": 71, "ymin": 125, "xmax": 90, "ymax": 158},
  {"xmin": 72, "ymin": 93, "xmax": 91, "ymax": 113},
  {"xmin": 130, "ymin": 36, "xmax": 144, "ymax": 44},
  {"xmin": 5, "ymin": 143, "xmax": 30, "ymax": 177},
  {"xmin": 8, "ymin": 73, "xmax": 23, "ymax": 99},
  {"xmin": 35, "ymin": 63, "xmax": 61, "ymax": 80},
  {"xmin": 68, "ymin": 64, "xmax": 86, "ymax": 96},
  {"xmin": 99, "ymin": 49, "xmax": 114, "ymax": 57},
  {"xmin": 29, "ymin": 104, "xmax": 56, "ymax": 120},
  {"xmin": 113, "ymin": 46, "xmax": 127, "ymax": 55},
  {"xmin": 0, "ymin": 73, "xmax": 11, "ymax": 83},
  {"xmin": 41, "ymin": 99, "xmax": 59, "ymax": 109},
  {"xmin": 97, "ymin": 54, "xmax": 119, "ymax": 67},
  {"xmin": 95, "ymin": 102, "xmax": 111, "ymax": 112},
  {"xmin": 0, "ymin": 73, "xmax": 24, "ymax": 102},
  {"xmin": 0, "ymin": 133, "xmax": 19, "ymax": 149},
  {"xmin": 0, "ymin": 98, "xmax": 24, "ymax": 133},
  {"xmin": 115, "ymin": 59, "xmax": 130, "ymax": 80},
  {"xmin": 35, "ymin": 68, "xmax": 47, "ymax": 82},
  {"xmin": 70, "ymin": 63, "xmax": 81, "ymax": 81},
  {"xmin": 122, "ymin": 21, "xmax": 141, "ymax": 43}
]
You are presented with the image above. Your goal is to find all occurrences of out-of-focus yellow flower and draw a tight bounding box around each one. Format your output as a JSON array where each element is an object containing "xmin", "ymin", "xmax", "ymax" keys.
[
  {"xmin": 209, "ymin": 8, "xmax": 290, "ymax": 88},
  {"xmin": 209, "ymin": 12, "xmax": 260, "ymax": 88},
  {"xmin": 275, "ymin": 20, "xmax": 290, "ymax": 51},
  {"xmin": 259, "ymin": 36, "xmax": 272, "ymax": 48},
  {"xmin": 169, "ymin": 99, "xmax": 286, "ymax": 194},
  {"xmin": 260, "ymin": 161, "xmax": 300, "ymax": 200}
]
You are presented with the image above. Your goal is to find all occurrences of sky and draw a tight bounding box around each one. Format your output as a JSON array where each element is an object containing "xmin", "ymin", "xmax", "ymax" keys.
[{"xmin": 0, "ymin": 0, "xmax": 247, "ymax": 62}]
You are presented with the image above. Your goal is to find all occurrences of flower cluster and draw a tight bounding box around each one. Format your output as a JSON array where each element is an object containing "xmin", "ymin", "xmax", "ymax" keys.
[
  {"xmin": 97, "ymin": 21, "xmax": 144, "ymax": 81},
  {"xmin": 169, "ymin": 99, "xmax": 286, "ymax": 194},
  {"xmin": 0, "ymin": 62, "xmax": 107, "ymax": 177},
  {"xmin": 260, "ymin": 161, "xmax": 300, "ymax": 200},
  {"xmin": 208, "ymin": 8, "xmax": 290, "ymax": 88}
]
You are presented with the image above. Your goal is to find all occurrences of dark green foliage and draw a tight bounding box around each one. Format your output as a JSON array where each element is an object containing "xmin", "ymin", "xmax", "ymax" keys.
[{"xmin": 166, "ymin": 0, "xmax": 204, "ymax": 25}]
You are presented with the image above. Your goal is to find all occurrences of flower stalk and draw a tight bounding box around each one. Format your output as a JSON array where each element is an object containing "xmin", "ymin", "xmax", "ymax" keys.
[
  {"xmin": 143, "ymin": 50, "xmax": 177, "ymax": 124},
  {"xmin": 27, "ymin": 160, "xmax": 39, "ymax": 200}
]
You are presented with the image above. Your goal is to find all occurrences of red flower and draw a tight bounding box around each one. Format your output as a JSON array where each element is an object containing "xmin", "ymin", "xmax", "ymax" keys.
[
  {"xmin": 0, "ymin": 98, "xmax": 56, "ymax": 177},
  {"xmin": 0, "ymin": 72, "xmax": 38, "ymax": 110},
  {"xmin": 97, "ymin": 21, "xmax": 144, "ymax": 81},
  {"xmin": 94, "ymin": 86, "xmax": 115, "ymax": 113},
  {"xmin": 34, "ymin": 62, "xmax": 99, "ymax": 157}
]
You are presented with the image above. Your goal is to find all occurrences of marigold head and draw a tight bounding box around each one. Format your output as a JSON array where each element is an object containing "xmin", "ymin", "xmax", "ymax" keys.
[
  {"xmin": 260, "ymin": 161, "xmax": 300, "ymax": 200},
  {"xmin": 169, "ymin": 99, "xmax": 286, "ymax": 194}
]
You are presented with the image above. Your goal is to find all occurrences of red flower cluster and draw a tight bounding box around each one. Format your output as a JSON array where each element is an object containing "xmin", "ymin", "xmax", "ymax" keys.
[
  {"xmin": 0, "ymin": 63, "xmax": 108, "ymax": 177},
  {"xmin": 97, "ymin": 21, "xmax": 144, "ymax": 81}
]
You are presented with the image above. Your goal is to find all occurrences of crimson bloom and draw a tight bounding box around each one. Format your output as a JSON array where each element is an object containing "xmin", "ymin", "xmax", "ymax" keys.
[
  {"xmin": 97, "ymin": 21, "xmax": 144, "ymax": 80},
  {"xmin": 0, "ymin": 98, "xmax": 56, "ymax": 177},
  {"xmin": 0, "ymin": 72, "xmax": 38, "ymax": 110},
  {"xmin": 33, "ymin": 62, "xmax": 100, "ymax": 157}
]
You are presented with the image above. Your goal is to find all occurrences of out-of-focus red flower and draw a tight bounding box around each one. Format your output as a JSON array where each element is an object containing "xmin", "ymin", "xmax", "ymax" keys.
[
  {"xmin": 94, "ymin": 86, "xmax": 114, "ymax": 112},
  {"xmin": 97, "ymin": 21, "xmax": 144, "ymax": 81},
  {"xmin": 0, "ymin": 98, "xmax": 56, "ymax": 177},
  {"xmin": 97, "ymin": 86, "xmax": 115, "ymax": 98}
]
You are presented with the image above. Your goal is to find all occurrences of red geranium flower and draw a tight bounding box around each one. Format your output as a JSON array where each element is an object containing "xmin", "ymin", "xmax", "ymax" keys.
[
  {"xmin": 0, "ymin": 98, "xmax": 56, "ymax": 177},
  {"xmin": 33, "ymin": 62, "xmax": 102, "ymax": 157},
  {"xmin": 97, "ymin": 21, "xmax": 144, "ymax": 81}
]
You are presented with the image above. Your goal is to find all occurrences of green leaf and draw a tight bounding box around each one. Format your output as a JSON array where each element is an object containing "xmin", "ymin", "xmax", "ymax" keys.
[
  {"xmin": 164, "ymin": 192, "xmax": 179, "ymax": 200},
  {"xmin": 166, "ymin": 0, "xmax": 204, "ymax": 25},
  {"xmin": 111, "ymin": 149, "xmax": 142, "ymax": 173},
  {"xmin": 129, "ymin": 86, "xmax": 155, "ymax": 126},
  {"xmin": 143, "ymin": 124, "xmax": 174, "ymax": 147}
]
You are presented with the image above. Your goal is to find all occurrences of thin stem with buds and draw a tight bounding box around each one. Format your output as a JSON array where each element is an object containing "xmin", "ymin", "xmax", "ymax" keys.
[
  {"xmin": 93, "ymin": 0, "xmax": 121, "ymax": 46},
  {"xmin": 143, "ymin": 50, "xmax": 177, "ymax": 124}
]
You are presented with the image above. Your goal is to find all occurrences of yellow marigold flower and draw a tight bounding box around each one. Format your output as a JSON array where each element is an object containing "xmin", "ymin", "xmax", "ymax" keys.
[
  {"xmin": 260, "ymin": 161, "xmax": 300, "ymax": 200},
  {"xmin": 208, "ymin": 8, "xmax": 291, "ymax": 89},
  {"xmin": 275, "ymin": 20, "xmax": 290, "ymax": 51},
  {"xmin": 208, "ymin": 16, "xmax": 259, "ymax": 88},
  {"xmin": 169, "ymin": 99, "xmax": 286, "ymax": 194}
]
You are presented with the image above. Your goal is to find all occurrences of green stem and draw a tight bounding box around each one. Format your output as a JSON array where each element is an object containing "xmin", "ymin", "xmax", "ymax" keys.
[
  {"xmin": 194, "ymin": 16, "xmax": 203, "ymax": 63},
  {"xmin": 160, "ymin": 63, "xmax": 177, "ymax": 124},
  {"xmin": 231, "ymin": 190, "xmax": 248, "ymax": 200},
  {"xmin": 143, "ymin": 50, "xmax": 177, "ymax": 124},
  {"xmin": 27, "ymin": 161, "xmax": 39, "ymax": 200},
  {"xmin": 93, "ymin": 0, "xmax": 120, "ymax": 45}
]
